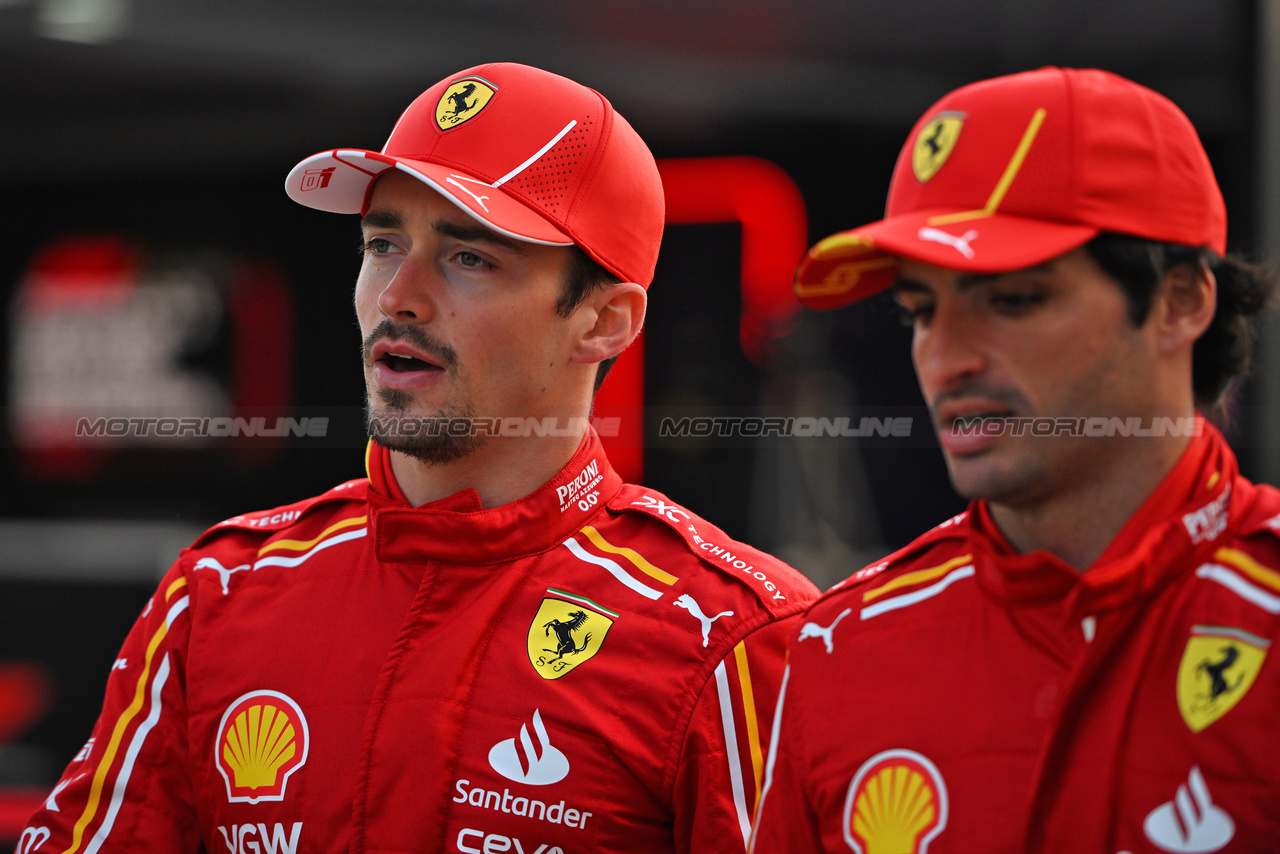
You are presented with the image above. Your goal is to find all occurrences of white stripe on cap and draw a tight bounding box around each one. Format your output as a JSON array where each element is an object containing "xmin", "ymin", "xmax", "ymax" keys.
[{"xmin": 494, "ymin": 120, "xmax": 577, "ymax": 187}]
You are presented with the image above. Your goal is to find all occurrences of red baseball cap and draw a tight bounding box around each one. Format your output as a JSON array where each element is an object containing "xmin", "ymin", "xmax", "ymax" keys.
[
  {"xmin": 285, "ymin": 62, "xmax": 665, "ymax": 287},
  {"xmin": 795, "ymin": 67, "xmax": 1227, "ymax": 310}
]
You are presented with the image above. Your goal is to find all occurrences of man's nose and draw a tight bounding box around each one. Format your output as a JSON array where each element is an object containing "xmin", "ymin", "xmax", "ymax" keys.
[
  {"xmin": 376, "ymin": 252, "xmax": 437, "ymax": 323},
  {"xmin": 912, "ymin": 301, "xmax": 986, "ymax": 395}
]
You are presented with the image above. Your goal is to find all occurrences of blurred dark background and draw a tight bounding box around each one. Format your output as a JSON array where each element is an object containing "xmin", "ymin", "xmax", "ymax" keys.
[{"xmin": 3, "ymin": 0, "xmax": 1278, "ymax": 839}]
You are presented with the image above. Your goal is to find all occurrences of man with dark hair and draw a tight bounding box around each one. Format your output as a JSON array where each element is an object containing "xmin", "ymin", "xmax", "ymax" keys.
[
  {"xmin": 21, "ymin": 63, "xmax": 817, "ymax": 853},
  {"xmin": 558, "ymin": 245, "xmax": 624, "ymax": 391},
  {"xmin": 1083, "ymin": 234, "xmax": 1273, "ymax": 407},
  {"xmin": 750, "ymin": 67, "xmax": 1280, "ymax": 852}
]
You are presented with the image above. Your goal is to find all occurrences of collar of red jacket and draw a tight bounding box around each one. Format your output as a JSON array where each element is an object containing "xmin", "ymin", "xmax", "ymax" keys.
[
  {"xmin": 967, "ymin": 421, "xmax": 1249, "ymax": 616},
  {"xmin": 362, "ymin": 428, "xmax": 623, "ymax": 564}
]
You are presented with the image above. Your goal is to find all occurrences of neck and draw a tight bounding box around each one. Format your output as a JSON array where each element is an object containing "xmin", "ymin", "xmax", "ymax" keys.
[
  {"xmin": 389, "ymin": 431, "xmax": 587, "ymax": 508},
  {"xmin": 988, "ymin": 431, "xmax": 1192, "ymax": 570}
]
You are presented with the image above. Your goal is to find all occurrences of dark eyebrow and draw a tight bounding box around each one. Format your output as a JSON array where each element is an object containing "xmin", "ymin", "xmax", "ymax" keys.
[
  {"xmin": 955, "ymin": 273, "xmax": 991, "ymax": 291},
  {"xmin": 432, "ymin": 219, "xmax": 525, "ymax": 254},
  {"xmin": 890, "ymin": 276, "xmax": 931, "ymax": 299},
  {"xmin": 956, "ymin": 259, "xmax": 1055, "ymax": 291},
  {"xmin": 892, "ymin": 272, "xmax": 1003, "ymax": 296},
  {"xmin": 892, "ymin": 258, "xmax": 1058, "ymax": 299},
  {"xmin": 360, "ymin": 209, "xmax": 402, "ymax": 231},
  {"xmin": 360, "ymin": 207, "xmax": 526, "ymax": 254}
]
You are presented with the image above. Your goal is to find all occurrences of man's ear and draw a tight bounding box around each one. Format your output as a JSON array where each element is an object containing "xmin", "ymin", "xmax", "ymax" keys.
[
  {"xmin": 571, "ymin": 283, "xmax": 647, "ymax": 365},
  {"xmin": 1155, "ymin": 261, "xmax": 1216, "ymax": 355}
]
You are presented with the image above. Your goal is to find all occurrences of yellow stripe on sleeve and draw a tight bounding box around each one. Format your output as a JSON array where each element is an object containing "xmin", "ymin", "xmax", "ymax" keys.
[
  {"xmin": 165, "ymin": 576, "xmax": 187, "ymax": 601},
  {"xmin": 581, "ymin": 526, "xmax": 679, "ymax": 586},
  {"xmin": 863, "ymin": 554, "xmax": 973, "ymax": 603},
  {"xmin": 258, "ymin": 516, "xmax": 368, "ymax": 556},
  {"xmin": 1215, "ymin": 547, "xmax": 1280, "ymax": 594},
  {"xmin": 63, "ymin": 606, "xmax": 179, "ymax": 854},
  {"xmin": 733, "ymin": 640, "xmax": 764, "ymax": 811}
]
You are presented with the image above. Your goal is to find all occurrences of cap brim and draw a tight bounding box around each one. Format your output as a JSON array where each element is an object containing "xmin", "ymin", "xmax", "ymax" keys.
[
  {"xmin": 794, "ymin": 210, "xmax": 1099, "ymax": 310},
  {"xmin": 284, "ymin": 150, "xmax": 573, "ymax": 246}
]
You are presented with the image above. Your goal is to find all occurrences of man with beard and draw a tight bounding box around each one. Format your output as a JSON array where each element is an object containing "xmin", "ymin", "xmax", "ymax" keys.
[
  {"xmin": 23, "ymin": 63, "xmax": 817, "ymax": 854},
  {"xmin": 750, "ymin": 68, "xmax": 1280, "ymax": 852}
]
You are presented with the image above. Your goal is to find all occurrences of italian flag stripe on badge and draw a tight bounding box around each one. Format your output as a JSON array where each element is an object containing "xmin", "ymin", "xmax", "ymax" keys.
[{"xmin": 547, "ymin": 587, "xmax": 620, "ymax": 619}]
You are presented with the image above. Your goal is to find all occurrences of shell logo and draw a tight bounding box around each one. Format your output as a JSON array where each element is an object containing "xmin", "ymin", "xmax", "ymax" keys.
[
  {"xmin": 215, "ymin": 690, "xmax": 309, "ymax": 804},
  {"xmin": 842, "ymin": 749, "xmax": 948, "ymax": 854}
]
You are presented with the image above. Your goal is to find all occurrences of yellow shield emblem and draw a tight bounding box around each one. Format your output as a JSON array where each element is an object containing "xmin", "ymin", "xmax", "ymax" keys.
[
  {"xmin": 435, "ymin": 76, "xmax": 498, "ymax": 131},
  {"xmin": 912, "ymin": 113, "xmax": 965, "ymax": 183},
  {"xmin": 1176, "ymin": 625, "xmax": 1269, "ymax": 732},
  {"xmin": 528, "ymin": 588, "xmax": 617, "ymax": 680}
]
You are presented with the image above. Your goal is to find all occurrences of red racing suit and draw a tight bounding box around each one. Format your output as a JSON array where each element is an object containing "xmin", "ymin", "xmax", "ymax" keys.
[
  {"xmin": 752, "ymin": 425, "xmax": 1280, "ymax": 853},
  {"xmin": 19, "ymin": 430, "xmax": 817, "ymax": 854}
]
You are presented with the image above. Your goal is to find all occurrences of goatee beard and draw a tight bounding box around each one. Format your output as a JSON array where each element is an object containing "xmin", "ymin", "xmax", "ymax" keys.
[
  {"xmin": 362, "ymin": 321, "xmax": 480, "ymax": 464},
  {"xmin": 364, "ymin": 390, "xmax": 482, "ymax": 466}
]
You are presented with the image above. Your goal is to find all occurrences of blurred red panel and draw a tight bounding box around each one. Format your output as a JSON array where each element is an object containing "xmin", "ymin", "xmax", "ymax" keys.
[{"xmin": 596, "ymin": 156, "xmax": 808, "ymax": 483}]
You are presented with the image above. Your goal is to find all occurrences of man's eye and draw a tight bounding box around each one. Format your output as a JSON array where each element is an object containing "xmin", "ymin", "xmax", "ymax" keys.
[
  {"xmin": 456, "ymin": 251, "xmax": 491, "ymax": 269},
  {"xmin": 359, "ymin": 238, "xmax": 395, "ymax": 255},
  {"xmin": 895, "ymin": 303, "xmax": 933, "ymax": 326},
  {"xmin": 990, "ymin": 292, "xmax": 1044, "ymax": 313}
]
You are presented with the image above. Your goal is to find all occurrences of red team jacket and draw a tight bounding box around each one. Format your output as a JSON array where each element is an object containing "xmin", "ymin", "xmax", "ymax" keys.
[
  {"xmin": 19, "ymin": 431, "xmax": 817, "ymax": 854},
  {"xmin": 752, "ymin": 425, "xmax": 1280, "ymax": 853}
]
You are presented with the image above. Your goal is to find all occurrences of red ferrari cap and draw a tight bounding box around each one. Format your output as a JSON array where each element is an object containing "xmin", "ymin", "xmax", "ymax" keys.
[
  {"xmin": 285, "ymin": 62, "xmax": 665, "ymax": 287},
  {"xmin": 795, "ymin": 67, "xmax": 1227, "ymax": 310}
]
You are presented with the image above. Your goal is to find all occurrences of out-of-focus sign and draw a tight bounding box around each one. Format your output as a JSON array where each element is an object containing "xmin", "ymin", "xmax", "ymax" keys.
[{"xmin": 7, "ymin": 234, "xmax": 294, "ymax": 477}]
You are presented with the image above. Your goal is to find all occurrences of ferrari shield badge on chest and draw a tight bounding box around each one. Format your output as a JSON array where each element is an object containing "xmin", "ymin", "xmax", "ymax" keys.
[
  {"xmin": 912, "ymin": 112, "xmax": 964, "ymax": 183},
  {"xmin": 528, "ymin": 588, "xmax": 617, "ymax": 680},
  {"xmin": 1177, "ymin": 625, "xmax": 1268, "ymax": 732},
  {"xmin": 435, "ymin": 76, "xmax": 498, "ymax": 131}
]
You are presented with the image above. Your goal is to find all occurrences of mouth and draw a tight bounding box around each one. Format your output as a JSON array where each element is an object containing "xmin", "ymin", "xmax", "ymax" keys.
[
  {"xmin": 933, "ymin": 402, "xmax": 1016, "ymax": 456},
  {"xmin": 379, "ymin": 352, "xmax": 442, "ymax": 373},
  {"xmin": 370, "ymin": 340, "xmax": 446, "ymax": 373},
  {"xmin": 368, "ymin": 339, "xmax": 449, "ymax": 390},
  {"xmin": 941, "ymin": 411, "xmax": 1011, "ymax": 434}
]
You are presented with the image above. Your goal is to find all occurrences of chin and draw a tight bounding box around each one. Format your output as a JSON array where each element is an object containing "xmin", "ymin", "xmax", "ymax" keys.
[
  {"xmin": 364, "ymin": 395, "xmax": 483, "ymax": 466},
  {"xmin": 944, "ymin": 454, "xmax": 1026, "ymax": 504}
]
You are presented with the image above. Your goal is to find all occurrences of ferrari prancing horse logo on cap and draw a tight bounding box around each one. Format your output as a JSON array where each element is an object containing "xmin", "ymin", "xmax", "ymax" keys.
[
  {"xmin": 436, "ymin": 76, "xmax": 498, "ymax": 131},
  {"xmin": 912, "ymin": 112, "xmax": 965, "ymax": 183}
]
